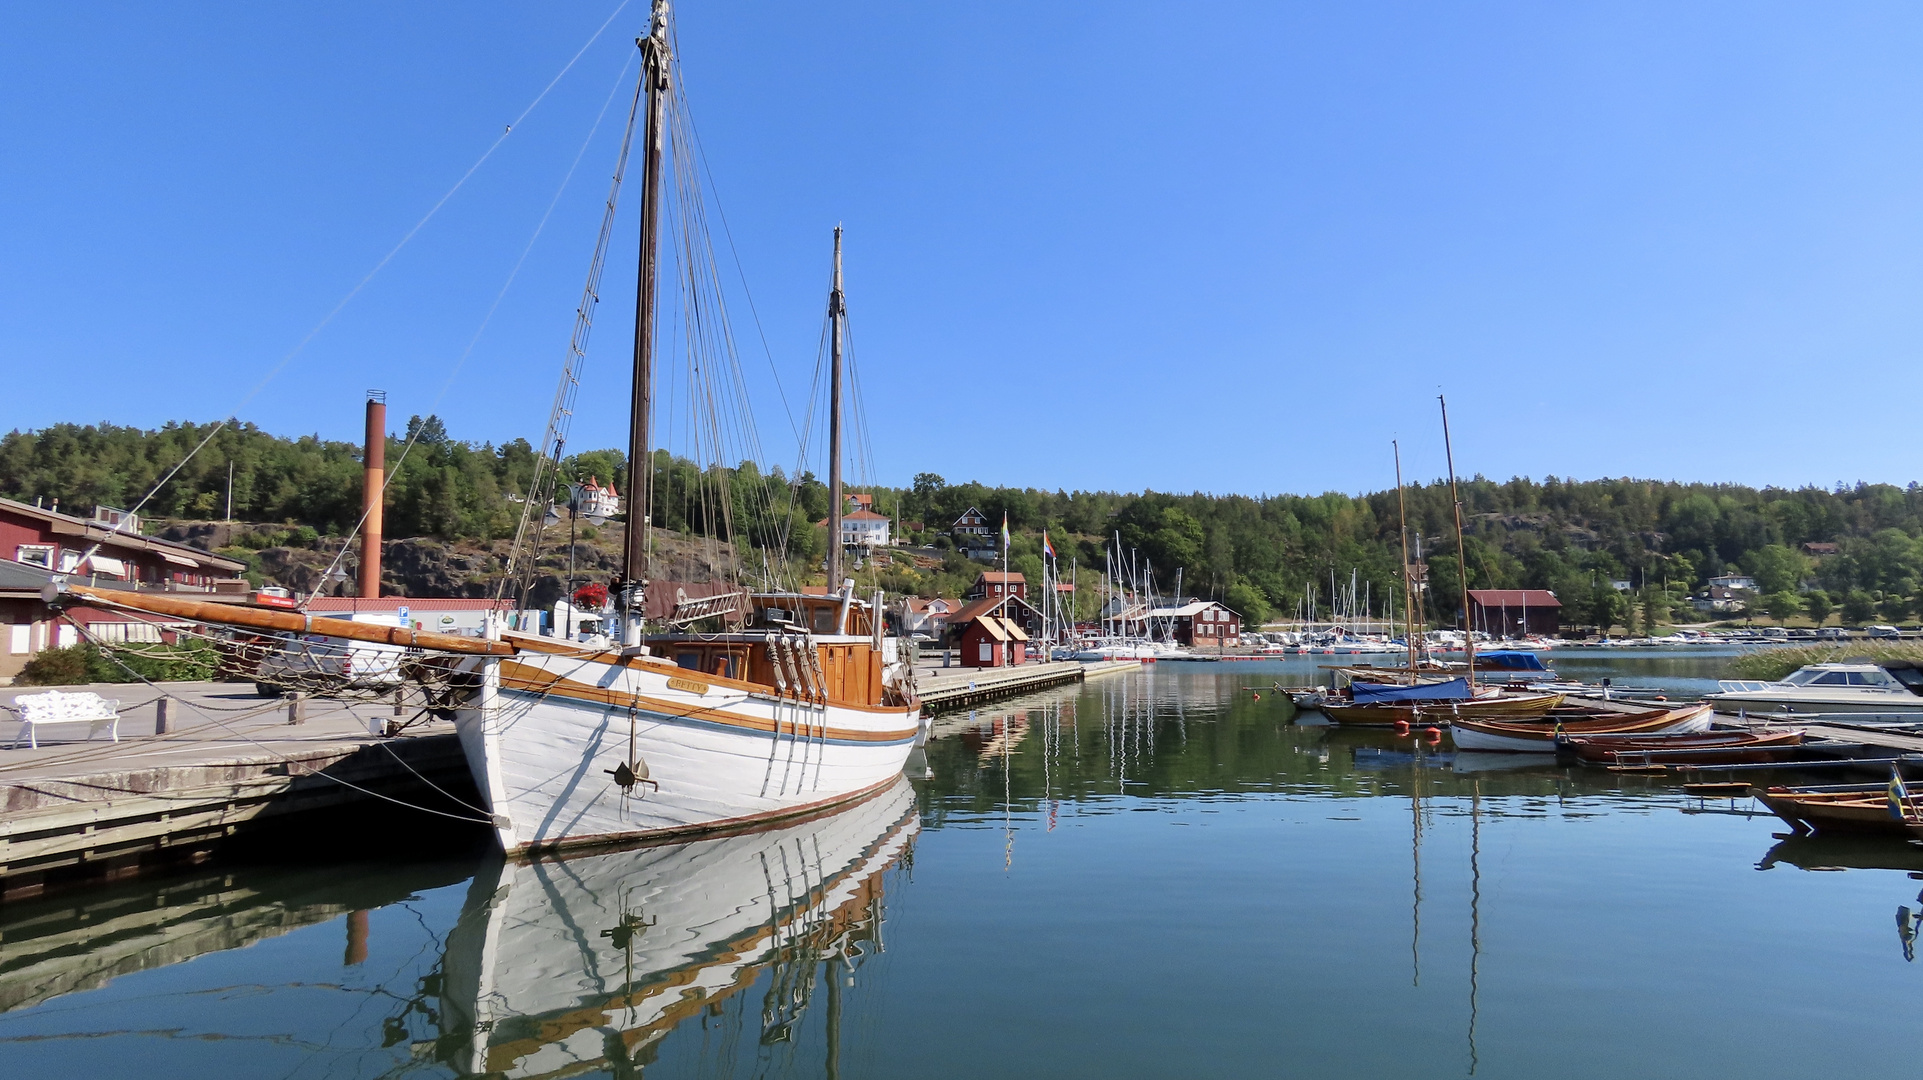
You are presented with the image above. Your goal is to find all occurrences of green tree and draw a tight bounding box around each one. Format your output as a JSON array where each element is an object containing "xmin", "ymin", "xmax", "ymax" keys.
[
  {"xmin": 1225, "ymin": 581, "xmax": 1271, "ymax": 627},
  {"xmin": 403, "ymin": 414, "xmax": 450, "ymax": 447},
  {"xmin": 1639, "ymin": 588, "xmax": 1665, "ymax": 635},
  {"xmin": 1762, "ymin": 591, "xmax": 1802, "ymax": 625},
  {"xmin": 1880, "ymin": 587, "xmax": 1915, "ymax": 623},
  {"xmin": 1841, "ymin": 589, "xmax": 1878, "ymax": 626},
  {"xmin": 1743, "ymin": 544, "xmax": 1809, "ymax": 596},
  {"xmin": 1588, "ymin": 583, "xmax": 1626, "ymax": 634},
  {"xmin": 1802, "ymin": 590, "xmax": 1832, "ymax": 626}
]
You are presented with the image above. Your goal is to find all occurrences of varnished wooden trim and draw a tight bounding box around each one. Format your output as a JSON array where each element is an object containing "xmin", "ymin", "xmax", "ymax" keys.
[
  {"xmin": 497, "ymin": 661, "xmax": 919, "ymax": 743},
  {"xmin": 501, "ymin": 635, "xmax": 918, "ymax": 715}
]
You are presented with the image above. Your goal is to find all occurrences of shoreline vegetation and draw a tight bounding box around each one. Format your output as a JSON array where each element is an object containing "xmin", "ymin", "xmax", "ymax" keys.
[
  {"xmin": 1724, "ymin": 642, "xmax": 1923, "ymax": 683},
  {"xmin": 5, "ymin": 418, "xmax": 1923, "ymax": 633}
]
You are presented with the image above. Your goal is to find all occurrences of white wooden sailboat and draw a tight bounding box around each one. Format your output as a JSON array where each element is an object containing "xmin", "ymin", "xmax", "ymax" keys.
[{"xmin": 47, "ymin": 0, "xmax": 922, "ymax": 855}]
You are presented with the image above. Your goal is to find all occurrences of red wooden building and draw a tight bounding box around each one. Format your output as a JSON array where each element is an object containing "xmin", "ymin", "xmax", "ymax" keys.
[
  {"xmin": 1, "ymin": 496, "xmax": 249, "ymax": 682},
  {"xmin": 1147, "ymin": 600, "xmax": 1243, "ymax": 647},
  {"xmin": 1466, "ymin": 589, "xmax": 1561, "ymax": 637},
  {"xmin": 966, "ymin": 571, "xmax": 1025, "ymax": 601},
  {"xmin": 949, "ymin": 594, "xmax": 1039, "ymax": 667}
]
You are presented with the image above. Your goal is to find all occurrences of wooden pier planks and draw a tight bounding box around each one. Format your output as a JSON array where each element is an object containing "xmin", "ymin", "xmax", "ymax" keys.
[
  {"xmin": 919, "ymin": 660, "xmax": 1139, "ymax": 712},
  {"xmin": 0, "ymin": 683, "xmax": 475, "ymax": 898}
]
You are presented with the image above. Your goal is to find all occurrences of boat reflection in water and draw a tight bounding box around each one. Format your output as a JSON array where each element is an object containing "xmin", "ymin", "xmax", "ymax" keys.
[
  {"xmin": 439, "ymin": 777, "xmax": 919, "ymax": 1078},
  {"xmin": 1757, "ymin": 833, "xmax": 1923, "ymax": 965}
]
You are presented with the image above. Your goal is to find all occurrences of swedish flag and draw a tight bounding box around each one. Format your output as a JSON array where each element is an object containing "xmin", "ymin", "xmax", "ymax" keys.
[{"xmin": 1889, "ymin": 765, "xmax": 1911, "ymax": 822}]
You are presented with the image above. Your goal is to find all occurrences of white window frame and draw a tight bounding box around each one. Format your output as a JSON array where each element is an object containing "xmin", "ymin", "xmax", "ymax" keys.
[{"xmin": 16, "ymin": 544, "xmax": 55, "ymax": 569}]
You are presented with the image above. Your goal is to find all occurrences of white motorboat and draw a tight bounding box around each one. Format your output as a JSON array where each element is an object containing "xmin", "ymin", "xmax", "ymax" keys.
[
  {"xmin": 1709, "ymin": 661, "xmax": 1923, "ymax": 716},
  {"xmin": 1071, "ymin": 637, "xmax": 1161, "ymax": 661}
]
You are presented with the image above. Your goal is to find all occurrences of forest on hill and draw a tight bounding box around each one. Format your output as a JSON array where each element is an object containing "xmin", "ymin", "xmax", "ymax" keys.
[{"xmin": 4, "ymin": 419, "xmax": 1923, "ymax": 628}]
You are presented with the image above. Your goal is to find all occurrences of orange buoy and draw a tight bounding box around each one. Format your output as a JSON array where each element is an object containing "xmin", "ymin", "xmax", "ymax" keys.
[
  {"xmin": 1394, "ymin": 720, "xmax": 1411, "ymax": 736},
  {"xmin": 1424, "ymin": 726, "xmax": 1443, "ymax": 744}
]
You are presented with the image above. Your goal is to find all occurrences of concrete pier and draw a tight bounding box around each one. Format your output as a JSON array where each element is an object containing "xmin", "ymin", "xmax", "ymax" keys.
[{"xmin": 0, "ymin": 682, "xmax": 480, "ymax": 899}]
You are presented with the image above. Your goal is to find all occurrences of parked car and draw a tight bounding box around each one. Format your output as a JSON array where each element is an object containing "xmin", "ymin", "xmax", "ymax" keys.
[
  {"xmin": 1816, "ymin": 627, "xmax": 1848, "ymax": 640},
  {"xmin": 254, "ymin": 614, "xmax": 407, "ymax": 696},
  {"xmin": 1867, "ymin": 625, "xmax": 1903, "ymax": 640}
]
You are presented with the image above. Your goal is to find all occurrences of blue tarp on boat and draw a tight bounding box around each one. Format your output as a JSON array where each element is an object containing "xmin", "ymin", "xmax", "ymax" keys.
[
  {"xmin": 1351, "ymin": 678, "xmax": 1473, "ymax": 703},
  {"xmin": 1476, "ymin": 650, "xmax": 1549, "ymax": 672}
]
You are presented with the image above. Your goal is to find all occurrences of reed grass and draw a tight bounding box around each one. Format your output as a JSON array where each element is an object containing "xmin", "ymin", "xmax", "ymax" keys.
[{"xmin": 1724, "ymin": 642, "xmax": 1923, "ymax": 682}]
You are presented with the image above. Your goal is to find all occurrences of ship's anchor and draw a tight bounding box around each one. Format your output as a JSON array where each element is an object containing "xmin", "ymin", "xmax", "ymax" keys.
[
  {"xmin": 606, "ymin": 756, "xmax": 657, "ymax": 792},
  {"xmin": 607, "ymin": 704, "xmax": 658, "ymax": 794}
]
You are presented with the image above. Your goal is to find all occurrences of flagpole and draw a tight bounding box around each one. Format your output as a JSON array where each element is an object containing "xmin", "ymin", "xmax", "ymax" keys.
[{"xmin": 1002, "ymin": 511, "xmax": 1011, "ymax": 667}]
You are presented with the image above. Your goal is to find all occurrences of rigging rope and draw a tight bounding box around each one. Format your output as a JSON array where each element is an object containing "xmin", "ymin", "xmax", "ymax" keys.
[
  {"xmin": 310, "ymin": 47, "xmax": 643, "ymax": 609},
  {"xmin": 74, "ymin": 1, "xmax": 636, "ymax": 578}
]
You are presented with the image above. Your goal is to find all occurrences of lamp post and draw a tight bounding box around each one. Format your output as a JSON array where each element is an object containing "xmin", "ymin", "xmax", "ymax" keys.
[{"xmin": 547, "ymin": 481, "xmax": 609, "ymax": 640}]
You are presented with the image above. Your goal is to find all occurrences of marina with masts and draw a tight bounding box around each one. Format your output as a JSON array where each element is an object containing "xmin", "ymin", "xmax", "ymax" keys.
[{"xmin": 5, "ymin": 4, "xmax": 1923, "ymax": 1075}]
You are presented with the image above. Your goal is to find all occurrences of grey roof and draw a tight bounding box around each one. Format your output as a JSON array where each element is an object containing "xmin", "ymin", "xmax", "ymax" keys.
[
  {"xmin": 0, "ymin": 497, "xmax": 246, "ymax": 573},
  {"xmin": 0, "ymin": 558, "xmax": 152, "ymax": 598}
]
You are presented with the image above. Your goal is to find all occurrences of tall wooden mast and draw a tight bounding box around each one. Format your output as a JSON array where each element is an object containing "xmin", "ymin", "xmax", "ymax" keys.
[
  {"xmin": 1439, "ymin": 395, "xmax": 1475, "ymax": 687},
  {"xmin": 825, "ymin": 226, "xmax": 846, "ymax": 589},
  {"xmin": 1394, "ymin": 440, "xmax": 1419, "ymax": 674},
  {"xmin": 621, "ymin": 0, "xmax": 672, "ymax": 644}
]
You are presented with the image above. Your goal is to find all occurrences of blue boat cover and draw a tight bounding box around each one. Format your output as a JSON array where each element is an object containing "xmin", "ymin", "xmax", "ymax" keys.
[
  {"xmin": 1476, "ymin": 650, "xmax": 1549, "ymax": 672},
  {"xmin": 1351, "ymin": 678, "xmax": 1473, "ymax": 703}
]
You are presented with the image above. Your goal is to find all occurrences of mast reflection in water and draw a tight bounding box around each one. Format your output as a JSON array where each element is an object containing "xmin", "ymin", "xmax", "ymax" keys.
[{"xmin": 439, "ymin": 779, "xmax": 917, "ymax": 1078}]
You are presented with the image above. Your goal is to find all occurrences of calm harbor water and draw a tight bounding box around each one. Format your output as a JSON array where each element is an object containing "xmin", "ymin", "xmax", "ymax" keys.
[{"xmin": 5, "ymin": 649, "xmax": 1920, "ymax": 1078}]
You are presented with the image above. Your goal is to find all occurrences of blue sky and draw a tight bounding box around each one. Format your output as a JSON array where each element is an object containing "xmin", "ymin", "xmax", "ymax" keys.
[{"xmin": 4, "ymin": 2, "xmax": 1920, "ymax": 496}]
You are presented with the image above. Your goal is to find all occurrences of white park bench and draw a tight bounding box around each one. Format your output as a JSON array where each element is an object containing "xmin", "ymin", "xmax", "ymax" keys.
[{"xmin": 7, "ymin": 690, "xmax": 122, "ymax": 749}]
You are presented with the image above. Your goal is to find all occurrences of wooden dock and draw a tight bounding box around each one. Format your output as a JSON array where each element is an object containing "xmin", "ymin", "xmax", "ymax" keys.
[
  {"xmin": 918, "ymin": 660, "xmax": 1139, "ymax": 712},
  {"xmin": 1795, "ymin": 722, "xmax": 1923, "ymax": 755},
  {"xmin": 0, "ymin": 682, "xmax": 482, "ymax": 900}
]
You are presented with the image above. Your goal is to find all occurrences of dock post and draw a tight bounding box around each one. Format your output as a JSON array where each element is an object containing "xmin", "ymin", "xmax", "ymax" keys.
[
  {"xmin": 285, "ymin": 693, "xmax": 306, "ymax": 726},
  {"xmin": 154, "ymin": 697, "xmax": 173, "ymax": 735}
]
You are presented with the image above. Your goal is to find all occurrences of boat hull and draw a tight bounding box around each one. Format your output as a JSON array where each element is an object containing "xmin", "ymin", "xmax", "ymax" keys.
[
  {"xmin": 1756, "ymin": 788, "xmax": 1911, "ymax": 836},
  {"xmin": 1707, "ymin": 690, "xmax": 1923, "ymax": 716},
  {"xmin": 1320, "ymin": 692, "xmax": 1565, "ymax": 727},
  {"xmin": 457, "ymin": 650, "xmax": 921, "ymax": 854},
  {"xmin": 1560, "ymin": 728, "xmax": 1805, "ymax": 767},
  {"xmin": 1448, "ymin": 704, "xmax": 1713, "ymax": 753}
]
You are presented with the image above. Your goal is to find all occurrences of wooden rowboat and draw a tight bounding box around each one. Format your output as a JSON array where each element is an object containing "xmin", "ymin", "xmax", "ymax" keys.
[
  {"xmin": 1559, "ymin": 728, "xmax": 1805, "ymax": 767},
  {"xmin": 1754, "ymin": 784, "xmax": 1913, "ymax": 836},
  {"xmin": 1320, "ymin": 691, "xmax": 1565, "ymax": 727},
  {"xmin": 1448, "ymin": 703, "xmax": 1714, "ymax": 753}
]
